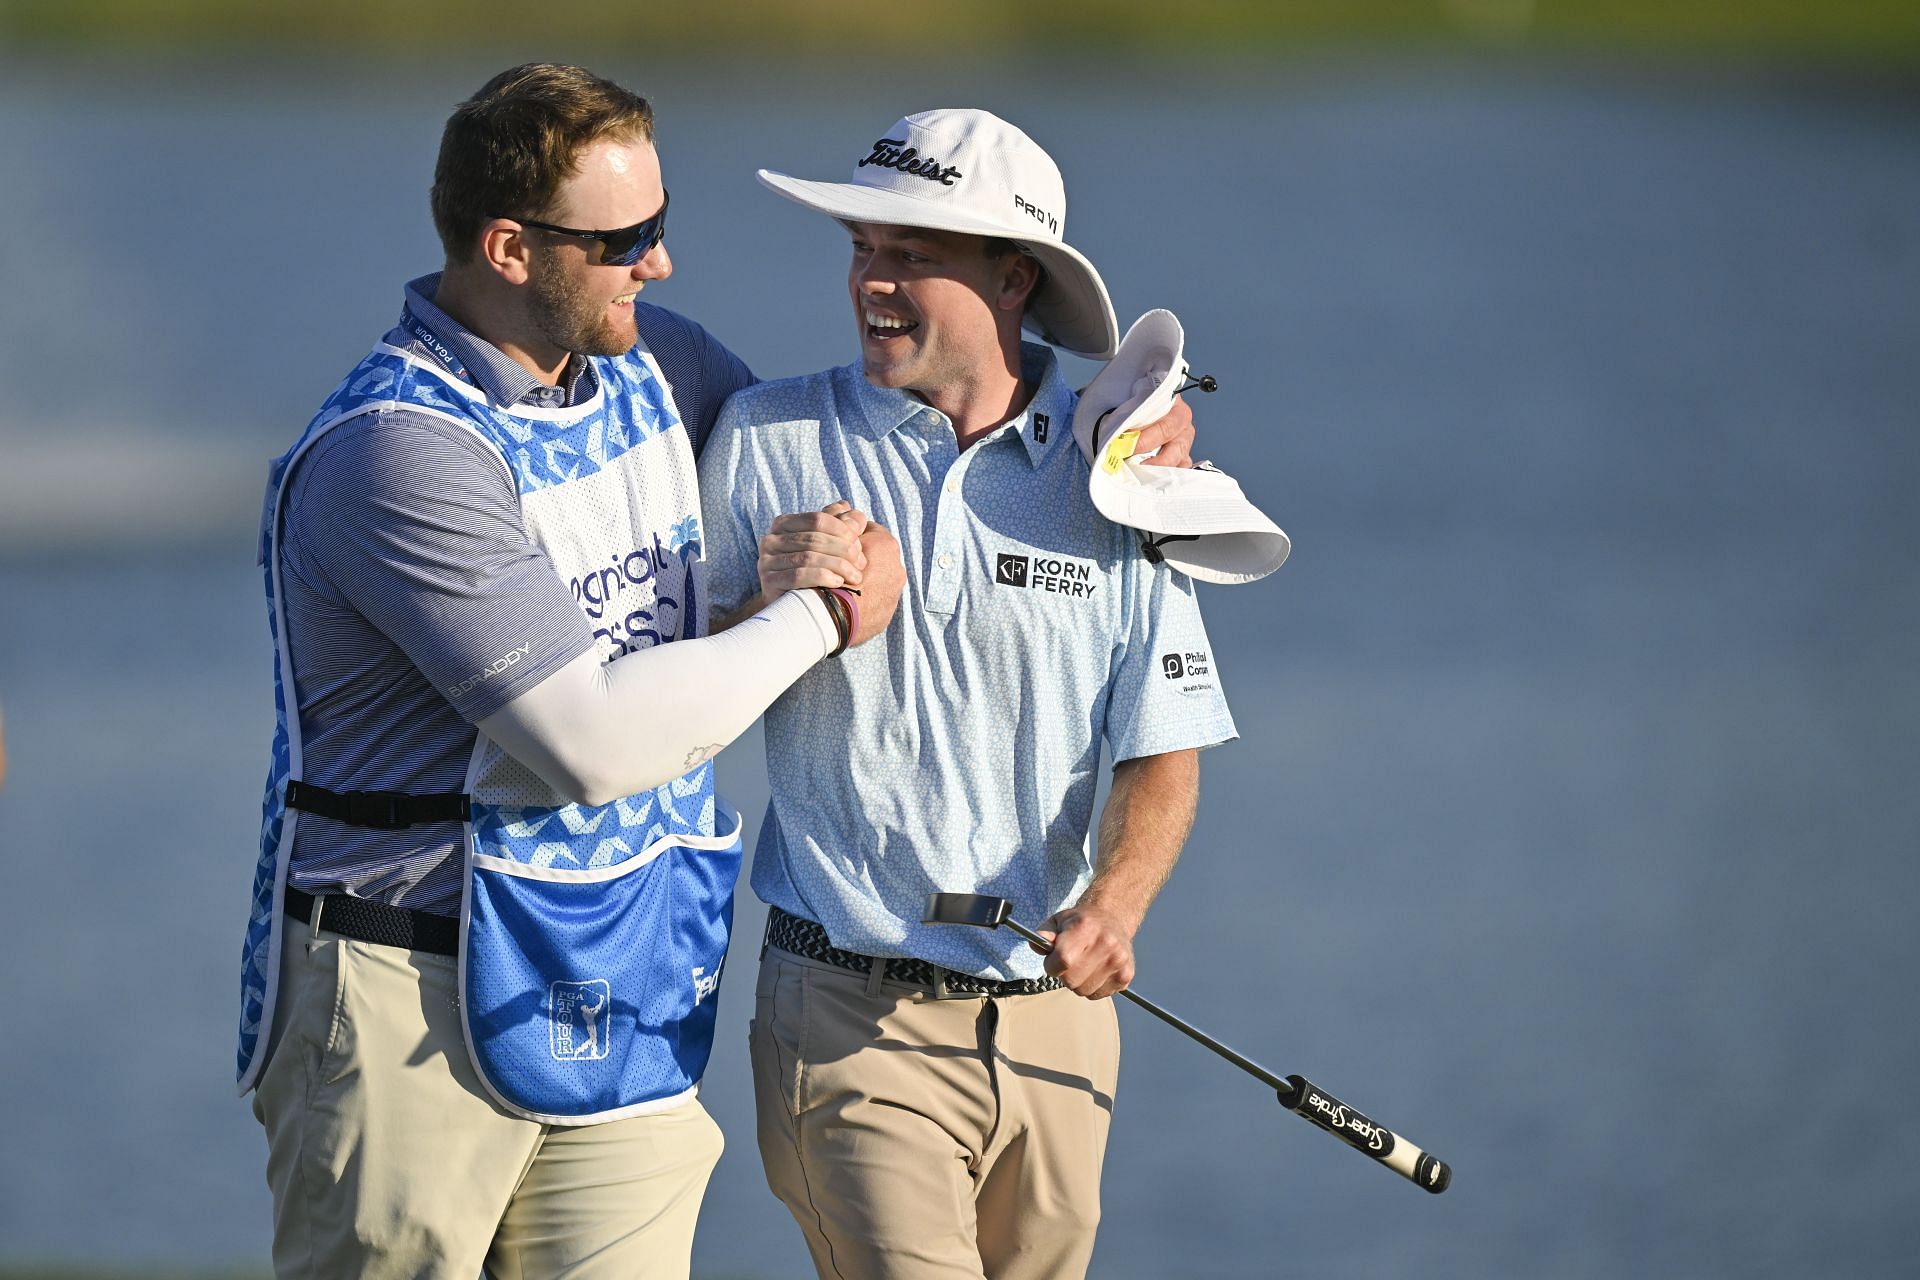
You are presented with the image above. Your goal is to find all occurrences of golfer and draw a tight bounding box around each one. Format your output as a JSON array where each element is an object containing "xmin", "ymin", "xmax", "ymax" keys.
[
  {"xmin": 235, "ymin": 64, "xmax": 911, "ymax": 1279},
  {"xmin": 699, "ymin": 108, "xmax": 1238, "ymax": 1279}
]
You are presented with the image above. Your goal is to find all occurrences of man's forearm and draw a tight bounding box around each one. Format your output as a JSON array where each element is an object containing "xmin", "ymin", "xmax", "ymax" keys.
[
  {"xmin": 1040, "ymin": 748, "xmax": 1200, "ymax": 998},
  {"xmin": 477, "ymin": 590, "xmax": 838, "ymax": 805},
  {"xmin": 1080, "ymin": 749, "xmax": 1201, "ymax": 932}
]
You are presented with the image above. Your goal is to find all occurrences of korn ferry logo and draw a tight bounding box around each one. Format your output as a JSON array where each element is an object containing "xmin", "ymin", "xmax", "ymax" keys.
[
  {"xmin": 994, "ymin": 552, "xmax": 1099, "ymax": 599},
  {"xmin": 550, "ymin": 979, "xmax": 612, "ymax": 1061}
]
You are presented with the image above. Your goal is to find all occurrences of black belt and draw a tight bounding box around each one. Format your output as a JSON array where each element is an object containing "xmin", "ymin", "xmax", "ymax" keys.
[
  {"xmin": 285, "ymin": 886, "xmax": 459, "ymax": 957},
  {"xmin": 764, "ymin": 906, "xmax": 1063, "ymax": 997}
]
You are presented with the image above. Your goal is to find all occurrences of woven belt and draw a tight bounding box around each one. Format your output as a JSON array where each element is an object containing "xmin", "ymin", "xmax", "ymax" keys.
[
  {"xmin": 285, "ymin": 886, "xmax": 459, "ymax": 957},
  {"xmin": 764, "ymin": 906, "xmax": 1063, "ymax": 997}
]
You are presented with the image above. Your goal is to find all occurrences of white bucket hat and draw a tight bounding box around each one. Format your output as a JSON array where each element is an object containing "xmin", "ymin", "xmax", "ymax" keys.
[
  {"xmin": 1072, "ymin": 310, "xmax": 1291, "ymax": 585},
  {"xmin": 757, "ymin": 108, "xmax": 1120, "ymax": 359}
]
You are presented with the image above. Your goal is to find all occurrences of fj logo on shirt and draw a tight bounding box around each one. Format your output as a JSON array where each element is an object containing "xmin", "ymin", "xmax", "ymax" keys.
[
  {"xmin": 995, "ymin": 552, "xmax": 1099, "ymax": 599},
  {"xmin": 1033, "ymin": 412, "xmax": 1050, "ymax": 444},
  {"xmin": 550, "ymin": 979, "xmax": 613, "ymax": 1061}
]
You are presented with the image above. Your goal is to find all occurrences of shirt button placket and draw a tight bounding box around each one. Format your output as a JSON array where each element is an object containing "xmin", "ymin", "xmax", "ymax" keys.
[{"xmin": 925, "ymin": 411, "xmax": 964, "ymax": 616}]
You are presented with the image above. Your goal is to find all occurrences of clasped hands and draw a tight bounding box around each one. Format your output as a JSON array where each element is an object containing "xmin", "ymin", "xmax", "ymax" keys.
[{"xmin": 754, "ymin": 501, "xmax": 905, "ymax": 648}]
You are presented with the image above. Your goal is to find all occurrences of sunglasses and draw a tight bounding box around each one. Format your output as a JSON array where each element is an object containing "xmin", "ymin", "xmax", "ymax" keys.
[{"xmin": 513, "ymin": 191, "xmax": 669, "ymax": 266}]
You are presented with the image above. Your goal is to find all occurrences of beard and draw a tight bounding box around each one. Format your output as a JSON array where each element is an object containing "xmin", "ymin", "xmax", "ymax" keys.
[{"xmin": 528, "ymin": 253, "xmax": 635, "ymax": 358}]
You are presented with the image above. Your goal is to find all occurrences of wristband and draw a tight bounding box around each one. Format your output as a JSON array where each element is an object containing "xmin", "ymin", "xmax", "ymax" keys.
[
  {"xmin": 811, "ymin": 587, "xmax": 851, "ymax": 657},
  {"xmin": 825, "ymin": 587, "xmax": 861, "ymax": 650}
]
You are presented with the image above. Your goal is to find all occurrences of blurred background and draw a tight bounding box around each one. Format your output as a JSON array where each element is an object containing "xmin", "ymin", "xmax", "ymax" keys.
[{"xmin": 2, "ymin": 2, "xmax": 1917, "ymax": 1277}]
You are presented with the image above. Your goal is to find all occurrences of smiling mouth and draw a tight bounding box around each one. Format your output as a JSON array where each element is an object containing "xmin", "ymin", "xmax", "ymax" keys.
[
  {"xmin": 612, "ymin": 290, "xmax": 640, "ymax": 308},
  {"xmin": 865, "ymin": 309, "xmax": 918, "ymax": 340}
]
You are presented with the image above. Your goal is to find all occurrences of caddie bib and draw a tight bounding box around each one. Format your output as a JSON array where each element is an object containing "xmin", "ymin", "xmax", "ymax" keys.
[{"xmin": 237, "ymin": 332, "xmax": 742, "ymax": 1124}]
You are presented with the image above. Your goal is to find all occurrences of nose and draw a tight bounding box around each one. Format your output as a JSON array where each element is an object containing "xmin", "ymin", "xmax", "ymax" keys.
[{"xmin": 631, "ymin": 239, "xmax": 671, "ymax": 282}]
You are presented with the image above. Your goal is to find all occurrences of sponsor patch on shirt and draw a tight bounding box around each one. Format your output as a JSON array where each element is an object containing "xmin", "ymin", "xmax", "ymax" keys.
[
  {"xmin": 447, "ymin": 643, "xmax": 533, "ymax": 699},
  {"xmin": 1161, "ymin": 649, "xmax": 1216, "ymax": 693},
  {"xmin": 994, "ymin": 551, "xmax": 1100, "ymax": 599}
]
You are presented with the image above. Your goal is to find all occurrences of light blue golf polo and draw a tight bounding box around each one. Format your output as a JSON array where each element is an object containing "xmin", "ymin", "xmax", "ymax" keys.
[{"xmin": 699, "ymin": 344, "xmax": 1237, "ymax": 981}]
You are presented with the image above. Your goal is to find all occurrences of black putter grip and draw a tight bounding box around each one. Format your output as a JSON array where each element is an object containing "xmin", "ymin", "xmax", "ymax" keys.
[{"xmin": 1279, "ymin": 1075, "xmax": 1451, "ymax": 1194}]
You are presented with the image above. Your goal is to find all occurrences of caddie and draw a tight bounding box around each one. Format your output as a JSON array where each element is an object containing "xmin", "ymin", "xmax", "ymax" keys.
[
  {"xmin": 698, "ymin": 108, "xmax": 1242, "ymax": 1279},
  {"xmin": 235, "ymin": 63, "xmax": 908, "ymax": 1280}
]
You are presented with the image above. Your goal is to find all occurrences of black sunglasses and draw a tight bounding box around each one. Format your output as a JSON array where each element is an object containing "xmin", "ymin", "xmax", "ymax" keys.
[{"xmin": 511, "ymin": 191, "xmax": 669, "ymax": 266}]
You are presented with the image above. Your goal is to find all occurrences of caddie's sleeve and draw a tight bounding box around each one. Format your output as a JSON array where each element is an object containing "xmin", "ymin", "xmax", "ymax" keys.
[
  {"xmin": 283, "ymin": 411, "xmax": 596, "ymax": 722},
  {"xmin": 695, "ymin": 397, "xmax": 766, "ymax": 621},
  {"xmin": 1103, "ymin": 558, "xmax": 1239, "ymax": 763}
]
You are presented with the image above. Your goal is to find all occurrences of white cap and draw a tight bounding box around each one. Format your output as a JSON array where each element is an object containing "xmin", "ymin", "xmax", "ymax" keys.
[
  {"xmin": 1072, "ymin": 310, "xmax": 1291, "ymax": 585},
  {"xmin": 757, "ymin": 108, "xmax": 1119, "ymax": 359}
]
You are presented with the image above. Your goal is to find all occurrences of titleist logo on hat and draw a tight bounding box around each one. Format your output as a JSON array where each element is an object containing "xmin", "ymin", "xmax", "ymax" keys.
[
  {"xmin": 858, "ymin": 138, "xmax": 963, "ymax": 186},
  {"xmin": 754, "ymin": 107, "xmax": 1122, "ymax": 356}
]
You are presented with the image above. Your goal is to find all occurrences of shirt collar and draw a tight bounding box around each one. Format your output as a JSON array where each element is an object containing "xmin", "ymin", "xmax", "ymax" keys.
[
  {"xmin": 843, "ymin": 343, "xmax": 1077, "ymax": 468},
  {"xmin": 399, "ymin": 273, "xmax": 597, "ymax": 410}
]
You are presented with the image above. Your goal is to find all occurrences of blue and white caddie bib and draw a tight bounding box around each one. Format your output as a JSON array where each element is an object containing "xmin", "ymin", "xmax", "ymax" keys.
[{"xmin": 237, "ymin": 337, "xmax": 743, "ymax": 1124}]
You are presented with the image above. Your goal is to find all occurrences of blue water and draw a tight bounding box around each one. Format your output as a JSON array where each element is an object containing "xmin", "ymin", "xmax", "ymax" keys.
[{"xmin": 2, "ymin": 52, "xmax": 1917, "ymax": 1278}]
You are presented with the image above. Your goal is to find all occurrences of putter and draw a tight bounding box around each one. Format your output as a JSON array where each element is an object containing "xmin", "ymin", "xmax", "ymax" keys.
[{"xmin": 924, "ymin": 892, "xmax": 1451, "ymax": 1194}]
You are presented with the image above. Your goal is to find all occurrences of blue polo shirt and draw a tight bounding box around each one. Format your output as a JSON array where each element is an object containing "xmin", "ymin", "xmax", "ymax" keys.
[{"xmin": 699, "ymin": 344, "xmax": 1237, "ymax": 980}]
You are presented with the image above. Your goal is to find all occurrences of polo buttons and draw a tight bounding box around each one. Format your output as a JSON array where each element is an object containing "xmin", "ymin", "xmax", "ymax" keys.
[
  {"xmin": 937, "ymin": 553, "xmax": 953, "ymax": 569},
  {"xmin": 944, "ymin": 477, "xmax": 959, "ymax": 494}
]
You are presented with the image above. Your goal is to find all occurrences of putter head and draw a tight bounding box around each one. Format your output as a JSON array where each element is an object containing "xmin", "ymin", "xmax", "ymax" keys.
[{"xmin": 923, "ymin": 893, "xmax": 1012, "ymax": 930}]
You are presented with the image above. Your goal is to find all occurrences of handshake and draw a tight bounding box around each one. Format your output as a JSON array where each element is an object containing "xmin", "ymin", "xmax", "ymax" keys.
[{"xmin": 748, "ymin": 499, "xmax": 907, "ymax": 650}]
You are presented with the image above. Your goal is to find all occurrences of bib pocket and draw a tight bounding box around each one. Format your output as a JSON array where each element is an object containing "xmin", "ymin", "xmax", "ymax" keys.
[{"xmin": 461, "ymin": 805, "xmax": 743, "ymax": 1124}]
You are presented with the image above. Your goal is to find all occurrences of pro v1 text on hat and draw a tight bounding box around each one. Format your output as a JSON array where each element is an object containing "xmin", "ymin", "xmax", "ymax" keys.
[{"xmin": 758, "ymin": 108, "xmax": 1119, "ymax": 358}]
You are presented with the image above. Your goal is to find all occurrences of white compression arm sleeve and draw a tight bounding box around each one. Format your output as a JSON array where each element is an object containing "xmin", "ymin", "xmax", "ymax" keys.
[{"xmin": 476, "ymin": 590, "xmax": 839, "ymax": 806}]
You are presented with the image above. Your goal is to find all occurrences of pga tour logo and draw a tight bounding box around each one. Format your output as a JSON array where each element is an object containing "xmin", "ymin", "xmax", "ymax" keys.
[{"xmin": 550, "ymin": 979, "xmax": 612, "ymax": 1062}]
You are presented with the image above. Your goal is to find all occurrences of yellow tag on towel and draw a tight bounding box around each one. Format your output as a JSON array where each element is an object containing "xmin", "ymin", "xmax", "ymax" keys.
[{"xmin": 1102, "ymin": 428, "xmax": 1141, "ymax": 475}]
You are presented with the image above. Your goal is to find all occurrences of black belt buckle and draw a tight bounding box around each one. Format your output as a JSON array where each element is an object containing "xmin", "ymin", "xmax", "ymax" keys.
[{"xmin": 343, "ymin": 789, "xmax": 413, "ymax": 829}]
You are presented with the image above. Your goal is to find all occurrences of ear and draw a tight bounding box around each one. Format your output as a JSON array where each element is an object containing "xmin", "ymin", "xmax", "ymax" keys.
[
  {"xmin": 996, "ymin": 251, "xmax": 1042, "ymax": 314},
  {"xmin": 479, "ymin": 217, "xmax": 535, "ymax": 286}
]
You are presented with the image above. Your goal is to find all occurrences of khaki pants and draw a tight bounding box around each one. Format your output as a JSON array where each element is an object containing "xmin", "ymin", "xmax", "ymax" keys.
[
  {"xmin": 252, "ymin": 908, "xmax": 723, "ymax": 1280},
  {"xmin": 751, "ymin": 946, "xmax": 1120, "ymax": 1280}
]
